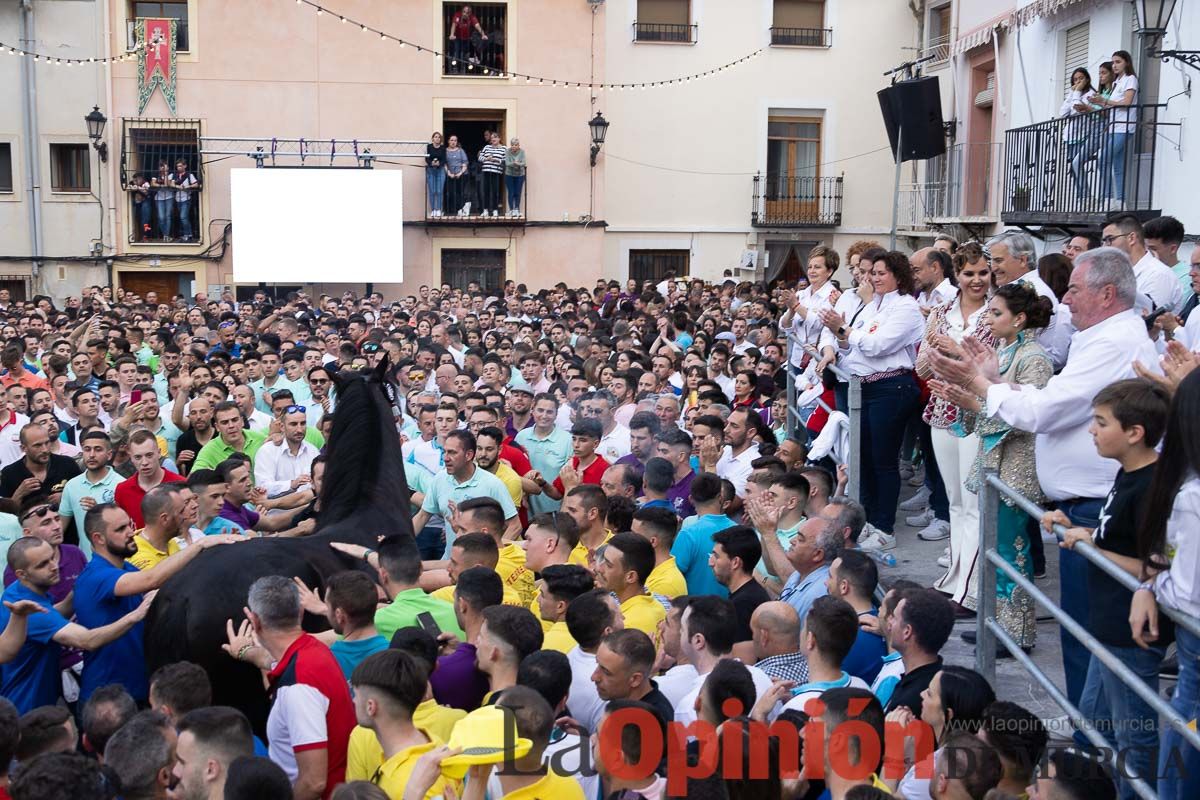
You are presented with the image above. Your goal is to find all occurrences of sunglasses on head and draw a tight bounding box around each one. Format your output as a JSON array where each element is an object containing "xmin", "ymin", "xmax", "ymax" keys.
[
  {"xmin": 218, "ymin": 321, "xmax": 237, "ymax": 330},
  {"xmin": 285, "ymin": 405, "xmax": 307, "ymax": 414},
  {"xmin": 20, "ymin": 503, "xmax": 55, "ymax": 522}
]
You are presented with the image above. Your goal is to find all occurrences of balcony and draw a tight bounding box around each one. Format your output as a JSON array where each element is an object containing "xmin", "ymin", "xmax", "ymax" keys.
[
  {"xmin": 426, "ymin": 167, "xmax": 527, "ymax": 226},
  {"xmin": 923, "ymin": 33, "xmax": 951, "ymax": 66},
  {"xmin": 1000, "ymin": 105, "xmax": 1163, "ymax": 228},
  {"xmin": 442, "ymin": 2, "xmax": 507, "ymax": 77},
  {"xmin": 119, "ymin": 118, "xmax": 204, "ymax": 245},
  {"xmin": 633, "ymin": 22, "xmax": 697, "ymax": 43},
  {"xmin": 770, "ymin": 27, "xmax": 832, "ymax": 47},
  {"xmin": 925, "ymin": 142, "xmax": 1001, "ymax": 223},
  {"xmin": 751, "ymin": 174, "xmax": 843, "ymax": 227}
]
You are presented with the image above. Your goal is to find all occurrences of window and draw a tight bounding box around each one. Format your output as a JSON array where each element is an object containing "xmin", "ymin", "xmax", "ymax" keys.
[
  {"xmin": 442, "ymin": 249, "xmax": 506, "ymax": 295},
  {"xmin": 50, "ymin": 144, "xmax": 91, "ymax": 193},
  {"xmin": 635, "ymin": 0, "xmax": 695, "ymax": 43},
  {"xmin": 443, "ymin": 3, "xmax": 507, "ymax": 76},
  {"xmin": 926, "ymin": 3, "xmax": 951, "ymax": 63},
  {"xmin": 0, "ymin": 143, "xmax": 12, "ymax": 193},
  {"xmin": 120, "ymin": 120, "xmax": 203, "ymax": 243},
  {"xmin": 1062, "ymin": 22, "xmax": 1090, "ymax": 95},
  {"xmin": 128, "ymin": 1, "xmax": 190, "ymax": 52},
  {"xmin": 629, "ymin": 250, "xmax": 689, "ymax": 283},
  {"xmin": 771, "ymin": 1, "xmax": 829, "ymax": 47},
  {"xmin": 766, "ymin": 116, "xmax": 822, "ymax": 197}
]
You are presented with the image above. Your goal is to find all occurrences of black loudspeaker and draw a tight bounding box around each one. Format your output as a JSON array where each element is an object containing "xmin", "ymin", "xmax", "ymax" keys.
[{"xmin": 877, "ymin": 77, "xmax": 946, "ymax": 163}]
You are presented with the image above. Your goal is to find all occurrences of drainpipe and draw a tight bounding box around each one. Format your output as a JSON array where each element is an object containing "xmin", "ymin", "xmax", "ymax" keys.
[
  {"xmin": 19, "ymin": 0, "xmax": 44, "ymax": 281},
  {"xmin": 100, "ymin": 0, "xmax": 118, "ymax": 269}
]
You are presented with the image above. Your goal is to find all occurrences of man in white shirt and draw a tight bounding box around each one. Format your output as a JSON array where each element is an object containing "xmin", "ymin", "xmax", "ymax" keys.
[
  {"xmin": 706, "ymin": 407, "xmax": 760, "ymax": 499},
  {"xmin": 1103, "ymin": 214, "xmax": 1182, "ymax": 313},
  {"xmin": 987, "ymin": 231, "xmax": 1074, "ymax": 369},
  {"xmin": 586, "ymin": 391, "xmax": 631, "ymax": 463},
  {"xmin": 930, "ymin": 247, "xmax": 1158, "ymax": 711},
  {"xmin": 564, "ymin": 589, "xmax": 623, "ymax": 734},
  {"xmin": 674, "ymin": 595, "xmax": 773, "ymax": 728},
  {"xmin": 254, "ymin": 407, "xmax": 319, "ymax": 498},
  {"xmin": 912, "ymin": 247, "xmax": 956, "ymax": 313},
  {"xmin": 231, "ymin": 384, "xmax": 271, "ymax": 433}
]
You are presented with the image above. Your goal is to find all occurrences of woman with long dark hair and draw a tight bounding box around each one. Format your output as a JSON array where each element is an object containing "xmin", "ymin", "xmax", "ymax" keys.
[
  {"xmin": 1093, "ymin": 50, "xmax": 1139, "ymax": 207},
  {"xmin": 1131, "ymin": 369, "xmax": 1200, "ymax": 800},
  {"xmin": 819, "ymin": 250, "xmax": 925, "ymax": 545},
  {"xmin": 1062, "ymin": 67, "xmax": 1097, "ymax": 197}
]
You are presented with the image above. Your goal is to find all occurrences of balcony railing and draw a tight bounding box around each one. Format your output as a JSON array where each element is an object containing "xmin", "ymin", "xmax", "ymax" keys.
[
  {"xmin": 119, "ymin": 118, "xmax": 204, "ymax": 245},
  {"xmin": 426, "ymin": 165, "xmax": 528, "ymax": 225},
  {"xmin": 443, "ymin": 3, "xmax": 507, "ymax": 76},
  {"xmin": 925, "ymin": 141, "xmax": 1001, "ymax": 221},
  {"xmin": 752, "ymin": 174, "xmax": 843, "ymax": 227},
  {"xmin": 633, "ymin": 22, "xmax": 697, "ymax": 43},
  {"xmin": 1001, "ymin": 105, "xmax": 1163, "ymax": 227},
  {"xmin": 923, "ymin": 33, "xmax": 951, "ymax": 65},
  {"xmin": 770, "ymin": 27, "xmax": 832, "ymax": 47}
]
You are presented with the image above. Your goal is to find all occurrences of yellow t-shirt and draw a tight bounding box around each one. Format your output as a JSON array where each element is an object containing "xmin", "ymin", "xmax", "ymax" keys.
[
  {"xmin": 493, "ymin": 461, "xmax": 524, "ymax": 509},
  {"xmin": 127, "ymin": 532, "xmax": 180, "ymax": 571},
  {"xmin": 530, "ymin": 591, "xmax": 552, "ymax": 632},
  {"xmin": 620, "ymin": 593, "xmax": 667, "ymax": 645},
  {"xmin": 432, "ymin": 582, "xmax": 524, "ymax": 608},
  {"xmin": 501, "ymin": 771, "xmax": 587, "ymax": 800},
  {"xmin": 498, "ymin": 543, "xmax": 535, "ymax": 607},
  {"xmin": 646, "ymin": 556, "xmax": 687, "ymax": 599},
  {"xmin": 346, "ymin": 725, "xmax": 459, "ymax": 798},
  {"xmin": 568, "ymin": 530, "xmax": 613, "ymax": 569},
  {"xmin": 542, "ymin": 621, "xmax": 577, "ymax": 654}
]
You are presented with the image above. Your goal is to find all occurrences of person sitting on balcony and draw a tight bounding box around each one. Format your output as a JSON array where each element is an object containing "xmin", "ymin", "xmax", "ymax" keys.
[
  {"xmin": 151, "ymin": 161, "xmax": 174, "ymax": 241},
  {"xmin": 449, "ymin": 5, "xmax": 487, "ymax": 73},
  {"xmin": 504, "ymin": 139, "xmax": 526, "ymax": 218},
  {"xmin": 129, "ymin": 174, "xmax": 152, "ymax": 242},
  {"xmin": 1062, "ymin": 67, "xmax": 1099, "ymax": 199},
  {"xmin": 1092, "ymin": 50, "xmax": 1138, "ymax": 209},
  {"xmin": 445, "ymin": 135, "xmax": 470, "ymax": 217},
  {"xmin": 479, "ymin": 132, "xmax": 507, "ymax": 219}
]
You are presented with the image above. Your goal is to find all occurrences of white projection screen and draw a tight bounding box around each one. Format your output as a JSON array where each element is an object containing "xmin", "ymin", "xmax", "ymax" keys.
[{"xmin": 230, "ymin": 168, "xmax": 403, "ymax": 284}]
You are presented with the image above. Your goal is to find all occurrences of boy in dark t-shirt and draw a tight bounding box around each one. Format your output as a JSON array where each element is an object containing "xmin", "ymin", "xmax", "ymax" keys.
[{"xmin": 1043, "ymin": 379, "xmax": 1169, "ymax": 798}]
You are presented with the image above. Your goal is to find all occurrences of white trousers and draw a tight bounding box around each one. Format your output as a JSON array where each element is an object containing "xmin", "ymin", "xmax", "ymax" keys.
[{"xmin": 930, "ymin": 426, "xmax": 981, "ymax": 607}]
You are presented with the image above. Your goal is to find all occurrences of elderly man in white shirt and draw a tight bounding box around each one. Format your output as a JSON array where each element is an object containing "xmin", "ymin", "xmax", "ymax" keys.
[
  {"xmin": 930, "ymin": 246, "xmax": 1158, "ymax": 711},
  {"xmin": 987, "ymin": 231, "xmax": 1075, "ymax": 370},
  {"xmin": 1102, "ymin": 214, "xmax": 1183, "ymax": 313},
  {"xmin": 253, "ymin": 407, "xmax": 319, "ymax": 498}
]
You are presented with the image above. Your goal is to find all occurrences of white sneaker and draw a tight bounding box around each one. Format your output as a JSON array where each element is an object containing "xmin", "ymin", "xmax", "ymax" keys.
[
  {"xmin": 917, "ymin": 518, "xmax": 951, "ymax": 541},
  {"xmin": 937, "ymin": 552, "xmax": 951, "ymax": 568},
  {"xmin": 898, "ymin": 486, "xmax": 931, "ymax": 512},
  {"xmin": 463, "ymin": 202, "xmax": 472, "ymax": 215},
  {"xmin": 905, "ymin": 508, "xmax": 935, "ymax": 527},
  {"xmin": 493, "ymin": 210, "xmax": 499, "ymax": 217},
  {"xmin": 858, "ymin": 528, "xmax": 897, "ymax": 552}
]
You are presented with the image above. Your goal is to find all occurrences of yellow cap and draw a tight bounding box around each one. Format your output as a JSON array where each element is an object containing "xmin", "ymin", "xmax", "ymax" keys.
[{"xmin": 440, "ymin": 705, "xmax": 533, "ymax": 776}]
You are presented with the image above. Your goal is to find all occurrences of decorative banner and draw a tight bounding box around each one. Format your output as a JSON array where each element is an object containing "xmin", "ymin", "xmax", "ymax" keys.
[{"xmin": 137, "ymin": 18, "xmax": 177, "ymax": 115}]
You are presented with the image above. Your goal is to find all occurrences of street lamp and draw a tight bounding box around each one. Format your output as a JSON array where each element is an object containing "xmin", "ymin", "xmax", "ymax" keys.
[
  {"xmin": 589, "ymin": 112, "xmax": 609, "ymax": 167},
  {"xmin": 1136, "ymin": 0, "xmax": 1198, "ymax": 71},
  {"xmin": 85, "ymin": 105, "xmax": 108, "ymax": 163}
]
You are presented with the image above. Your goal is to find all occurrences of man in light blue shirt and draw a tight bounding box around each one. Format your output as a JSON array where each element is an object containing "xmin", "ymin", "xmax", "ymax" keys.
[
  {"xmin": 673, "ymin": 473, "xmax": 735, "ymax": 598},
  {"xmin": 58, "ymin": 430, "xmax": 122, "ymax": 560},
  {"xmin": 515, "ymin": 395, "xmax": 572, "ymax": 515},
  {"xmin": 778, "ymin": 517, "xmax": 842, "ymax": 626},
  {"xmin": 410, "ymin": 430, "xmax": 519, "ymax": 558}
]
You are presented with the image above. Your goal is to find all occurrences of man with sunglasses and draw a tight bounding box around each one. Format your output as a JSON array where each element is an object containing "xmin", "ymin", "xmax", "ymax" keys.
[
  {"xmin": 3, "ymin": 499, "xmax": 87, "ymax": 608},
  {"xmin": 254, "ymin": 407, "xmax": 319, "ymax": 499},
  {"xmin": 305, "ymin": 366, "xmax": 334, "ymax": 428},
  {"xmin": 208, "ymin": 318, "xmax": 242, "ymax": 360}
]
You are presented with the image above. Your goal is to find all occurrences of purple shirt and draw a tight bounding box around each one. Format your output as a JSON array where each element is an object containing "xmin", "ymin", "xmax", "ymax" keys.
[
  {"xmin": 503, "ymin": 415, "xmax": 534, "ymax": 441},
  {"xmin": 667, "ymin": 471, "xmax": 696, "ymax": 518},
  {"xmin": 217, "ymin": 499, "xmax": 261, "ymax": 532},
  {"xmin": 431, "ymin": 642, "xmax": 490, "ymax": 711},
  {"xmin": 615, "ymin": 453, "xmax": 645, "ymax": 470}
]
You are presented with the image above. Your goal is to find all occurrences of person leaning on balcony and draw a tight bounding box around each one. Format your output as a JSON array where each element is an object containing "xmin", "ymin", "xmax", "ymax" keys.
[
  {"xmin": 818, "ymin": 250, "xmax": 925, "ymax": 546},
  {"xmin": 449, "ymin": 5, "xmax": 486, "ymax": 72},
  {"xmin": 1061, "ymin": 67, "xmax": 1098, "ymax": 199},
  {"xmin": 504, "ymin": 139, "xmax": 525, "ymax": 218},
  {"xmin": 129, "ymin": 173, "xmax": 152, "ymax": 241},
  {"xmin": 1092, "ymin": 50, "xmax": 1139, "ymax": 208},
  {"xmin": 479, "ymin": 132, "xmax": 507, "ymax": 218},
  {"xmin": 425, "ymin": 132, "xmax": 447, "ymax": 218},
  {"xmin": 444, "ymin": 135, "xmax": 470, "ymax": 217}
]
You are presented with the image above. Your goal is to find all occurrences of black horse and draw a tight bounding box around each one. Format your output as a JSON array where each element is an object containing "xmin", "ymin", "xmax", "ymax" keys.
[{"xmin": 143, "ymin": 362, "xmax": 412, "ymax": 732}]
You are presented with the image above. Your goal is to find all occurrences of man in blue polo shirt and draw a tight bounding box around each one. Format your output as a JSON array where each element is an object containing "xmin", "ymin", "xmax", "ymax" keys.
[
  {"xmin": 0, "ymin": 536, "xmax": 150, "ymax": 713},
  {"xmin": 409, "ymin": 430, "xmax": 520, "ymax": 557},
  {"xmin": 72, "ymin": 503, "xmax": 244, "ymax": 705}
]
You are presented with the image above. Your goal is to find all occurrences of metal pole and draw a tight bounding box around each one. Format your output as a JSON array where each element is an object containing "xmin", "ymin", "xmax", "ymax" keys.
[
  {"xmin": 975, "ymin": 468, "xmax": 999, "ymax": 685},
  {"xmin": 847, "ymin": 376, "xmax": 862, "ymax": 503},
  {"xmin": 889, "ymin": 126, "xmax": 902, "ymax": 250},
  {"xmin": 986, "ymin": 620, "xmax": 1159, "ymax": 800},
  {"xmin": 785, "ymin": 329, "xmax": 797, "ymax": 440},
  {"xmin": 19, "ymin": 0, "xmax": 44, "ymax": 282}
]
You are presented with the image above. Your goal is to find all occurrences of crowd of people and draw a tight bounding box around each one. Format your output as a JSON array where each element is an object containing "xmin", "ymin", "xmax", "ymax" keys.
[{"xmin": 0, "ymin": 209, "xmax": 1192, "ymax": 800}]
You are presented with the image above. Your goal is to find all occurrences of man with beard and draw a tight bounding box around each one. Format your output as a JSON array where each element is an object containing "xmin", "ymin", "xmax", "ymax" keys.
[
  {"xmin": 174, "ymin": 396, "xmax": 216, "ymax": 475},
  {"xmin": 475, "ymin": 427, "xmax": 524, "ymax": 512},
  {"xmin": 74, "ymin": 503, "xmax": 241, "ymax": 705},
  {"xmin": 58, "ymin": 431, "xmax": 122, "ymax": 560},
  {"xmin": 504, "ymin": 385, "xmax": 535, "ymax": 439},
  {"xmin": 0, "ymin": 424, "xmax": 81, "ymax": 509}
]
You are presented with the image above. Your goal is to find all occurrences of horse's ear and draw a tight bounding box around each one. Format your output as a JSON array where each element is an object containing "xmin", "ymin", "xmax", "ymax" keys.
[
  {"xmin": 373, "ymin": 354, "xmax": 397, "ymax": 407},
  {"xmin": 373, "ymin": 353, "xmax": 391, "ymax": 383}
]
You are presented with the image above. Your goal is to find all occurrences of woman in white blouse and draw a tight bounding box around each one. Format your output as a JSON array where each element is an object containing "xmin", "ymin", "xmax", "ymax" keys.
[
  {"xmin": 780, "ymin": 245, "xmax": 841, "ymax": 373},
  {"xmin": 820, "ymin": 250, "xmax": 926, "ymax": 545},
  {"xmin": 1062, "ymin": 67, "xmax": 1098, "ymax": 199},
  {"xmin": 1131, "ymin": 369, "xmax": 1200, "ymax": 800},
  {"xmin": 1092, "ymin": 49, "xmax": 1139, "ymax": 206}
]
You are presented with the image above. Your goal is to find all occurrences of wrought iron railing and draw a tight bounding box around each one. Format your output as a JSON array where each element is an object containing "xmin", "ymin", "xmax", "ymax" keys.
[
  {"xmin": 752, "ymin": 174, "xmax": 843, "ymax": 227},
  {"xmin": 426, "ymin": 162, "xmax": 528, "ymax": 224},
  {"xmin": 925, "ymin": 141, "xmax": 1001, "ymax": 220},
  {"xmin": 119, "ymin": 118, "xmax": 204, "ymax": 244},
  {"xmin": 1001, "ymin": 104, "xmax": 1163, "ymax": 226},
  {"xmin": 442, "ymin": 2, "xmax": 508, "ymax": 76},
  {"xmin": 769, "ymin": 27, "xmax": 832, "ymax": 47},
  {"xmin": 633, "ymin": 22, "xmax": 697, "ymax": 43}
]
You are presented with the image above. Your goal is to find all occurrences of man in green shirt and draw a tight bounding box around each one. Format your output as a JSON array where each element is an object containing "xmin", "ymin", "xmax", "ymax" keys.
[{"xmin": 191, "ymin": 401, "xmax": 266, "ymax": 472}]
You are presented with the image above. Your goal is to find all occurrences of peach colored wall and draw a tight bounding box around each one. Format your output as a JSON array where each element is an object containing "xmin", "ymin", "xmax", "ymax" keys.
[{"xmin": 106, "ymin": 0, "xmax": 607, "ymax": 298}]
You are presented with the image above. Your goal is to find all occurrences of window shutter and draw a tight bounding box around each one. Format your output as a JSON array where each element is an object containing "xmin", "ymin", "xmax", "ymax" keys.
[{"xmin": 1063, "ymin": 22, "xmax": 1090, "ymax": 95}]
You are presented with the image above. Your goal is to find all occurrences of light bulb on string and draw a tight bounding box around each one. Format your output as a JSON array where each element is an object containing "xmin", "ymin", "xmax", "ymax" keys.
[{"xmin": 316, "ymin": 7, "xmax": 323, "ymax": 16}]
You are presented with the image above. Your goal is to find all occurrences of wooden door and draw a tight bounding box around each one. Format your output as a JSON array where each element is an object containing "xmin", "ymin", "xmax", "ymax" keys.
[
  {"xmin": 120, "ymin": 271, "xmax": 184, "ymax": 302},
  {"xmin": 766, "ymin": 117, "xmax": 822, "ymax": 223}
]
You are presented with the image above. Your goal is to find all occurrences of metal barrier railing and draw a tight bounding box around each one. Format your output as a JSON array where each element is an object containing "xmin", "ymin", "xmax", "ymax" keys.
[
  {"xmin": 976, "ymin": 470, "xmax": 1200, "ymax": 800},
  {"xmin": 781, "ymin": 327, "xmax": 861, "ymax": 503}
]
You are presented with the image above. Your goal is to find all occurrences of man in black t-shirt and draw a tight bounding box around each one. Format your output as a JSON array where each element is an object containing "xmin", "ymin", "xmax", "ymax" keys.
[
  {"xmin": 1045, "ymin": 379, "xmax": 1168, "ymax": 798},
  {"xmin": 173, "ymin": 396, "xmax": 217, "ymax": 475},
  {"xmin": 711, "ymin": 526, "xmax": 770, "ymax": 649},
  {"xmin": 0, "ymin": 424, "xmax": 81, "ymax": 511},
  {"xmin": 883, "ymin": 588, "xmax": 954, "ymax": 717}
]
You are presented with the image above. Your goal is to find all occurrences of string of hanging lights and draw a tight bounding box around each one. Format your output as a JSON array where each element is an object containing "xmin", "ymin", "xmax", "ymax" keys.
[{"xmin": 0, "ymin": 40, "xmax": 142, "ymax": 65}]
